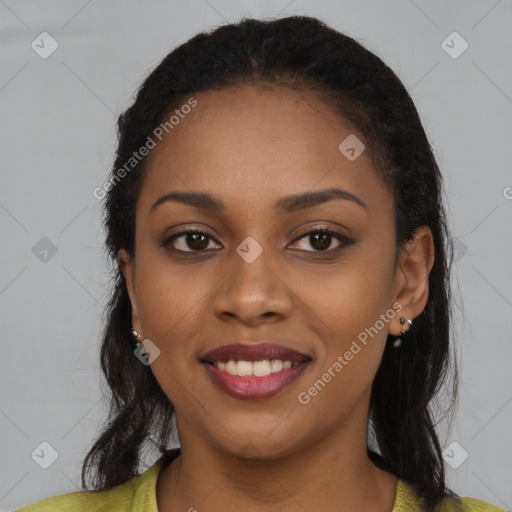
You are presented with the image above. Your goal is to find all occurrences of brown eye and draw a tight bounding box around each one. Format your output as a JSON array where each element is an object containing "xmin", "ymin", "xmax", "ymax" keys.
[
  {"xmin": 309, "ymin": 231, "xmax": 332, "ymax": 251},
  {"xmin": 289, "ymin": 228, "xmax": 349, "ymax": 252},
  {"xmin": 165, "ymin": 230, "xmax": 220, "ymax": 252}
]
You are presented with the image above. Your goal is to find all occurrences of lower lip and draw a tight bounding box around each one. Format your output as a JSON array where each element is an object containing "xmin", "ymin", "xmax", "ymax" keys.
[{"xmin": 203, "ymin": 362, "xmax": 310, "ymax": 400}]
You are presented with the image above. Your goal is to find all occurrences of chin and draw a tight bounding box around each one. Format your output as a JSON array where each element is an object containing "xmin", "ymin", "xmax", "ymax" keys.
[{"xmin": 208, "ymin": 417, "xmax": 308, "ymax": 461}]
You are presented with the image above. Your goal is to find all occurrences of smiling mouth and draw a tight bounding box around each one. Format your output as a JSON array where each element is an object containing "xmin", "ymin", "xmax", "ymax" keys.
[
  {"xmin": 200, "ymin": 343, "xmax": 312, "ymax": 400},
  {"xmin": 204, "ymin": 358, "xmax": 306, "ymax": 377}
]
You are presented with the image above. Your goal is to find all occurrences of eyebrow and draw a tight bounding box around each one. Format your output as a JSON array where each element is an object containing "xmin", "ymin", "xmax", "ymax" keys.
[{"xmin": 150, "ymin": 187, "xmax": 368, "ymax": 214}]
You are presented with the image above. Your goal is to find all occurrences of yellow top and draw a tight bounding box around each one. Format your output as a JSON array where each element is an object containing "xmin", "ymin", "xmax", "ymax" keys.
[{"xmin": 16, "ymin": 453, "xmax": 507, "ymax": 512}]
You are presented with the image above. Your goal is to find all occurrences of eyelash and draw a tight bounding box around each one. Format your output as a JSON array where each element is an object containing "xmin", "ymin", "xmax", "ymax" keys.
[{"xmin": 163, "ymin": 226, "xmax": 352, "ymax": 255}]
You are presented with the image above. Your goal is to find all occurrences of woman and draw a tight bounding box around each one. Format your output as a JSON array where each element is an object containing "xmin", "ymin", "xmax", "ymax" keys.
[{"xmin": 17, "ymin": 15, "xmax": 505, "ymax": 512}]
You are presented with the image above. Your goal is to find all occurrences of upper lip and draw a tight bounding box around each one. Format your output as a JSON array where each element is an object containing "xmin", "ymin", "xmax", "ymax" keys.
[{"xmin": 201, "ymin": 343, "xmax": 311, "ymax": 363}]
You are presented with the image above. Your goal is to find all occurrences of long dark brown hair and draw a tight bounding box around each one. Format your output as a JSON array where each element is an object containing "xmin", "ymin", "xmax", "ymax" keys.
[{"xmin": 83, "ymin": 15, "xmax": 460, "ymax": 510}]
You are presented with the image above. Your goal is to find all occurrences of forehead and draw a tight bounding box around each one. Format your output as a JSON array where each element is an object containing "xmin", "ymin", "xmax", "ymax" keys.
[{"xmin": 139, "ymin": 84, "xmax": 390, "ymax": 218}]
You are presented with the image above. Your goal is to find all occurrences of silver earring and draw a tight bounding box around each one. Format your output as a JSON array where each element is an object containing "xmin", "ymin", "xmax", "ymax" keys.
[
  {"xmin": 400, "ymin": 317, "xmax": 413, "ymax": 336},
  {"xmin": 131, "ymin": 326, "xmax": 142, "ymax": 347},
  {"xmin": 393, "ymin": 317, "xmax": 412, "ymax": 348}
]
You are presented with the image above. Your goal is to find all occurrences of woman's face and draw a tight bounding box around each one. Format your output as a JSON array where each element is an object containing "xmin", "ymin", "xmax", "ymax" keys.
[{"xmin": 121, "ymin": 84, "xmax": 424, "ymax": 459}]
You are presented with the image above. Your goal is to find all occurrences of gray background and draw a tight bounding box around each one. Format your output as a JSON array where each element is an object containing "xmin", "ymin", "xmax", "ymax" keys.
[{"xmin": 1, "ymin": 0, "xmax": 511, "ymax": 510}]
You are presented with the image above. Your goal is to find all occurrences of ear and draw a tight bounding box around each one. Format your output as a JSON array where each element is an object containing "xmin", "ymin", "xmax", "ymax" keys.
[
  {"xmin": 118, "ymin": 249, "xmax": 142, "ymax": 336},
  {"xmin": 390, "ymin": 225, "xmax": 435, "ymax": 337}
]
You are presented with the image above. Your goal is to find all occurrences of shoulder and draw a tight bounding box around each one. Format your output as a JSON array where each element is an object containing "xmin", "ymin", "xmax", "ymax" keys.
[
  {"xmin": 435, "ymin": 496, "xmax": 508, "ymax": 512},
  {"xmin": 15, "ymin": 481, "xmax": 136, "ymax": 512},
  {"xmin": 15, "ymin": 457, "xmax": 165, "ymax": 512},
  {"xmin": 394, "ymin": 479, "xmax": 508, "ymax": 512},
  {"xmin": 457, "ymin": 497, "xmax": 509, "ymax": 512}
]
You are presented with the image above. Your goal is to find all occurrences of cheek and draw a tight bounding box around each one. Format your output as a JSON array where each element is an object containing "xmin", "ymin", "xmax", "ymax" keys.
[
  {"xmin": 133, "ymin": 253, "xmax": 209, "ymax": 407},
  {"xmin": 293, "ymin": 249, "xmax": 394, "ymax": 338},
  {"xmin": 133, "ymin": 249, "xmax": 210, "ymax": 352},
  {"xmin": 297, "ymin": 248, "xmax": 395, "ymax": 391}
]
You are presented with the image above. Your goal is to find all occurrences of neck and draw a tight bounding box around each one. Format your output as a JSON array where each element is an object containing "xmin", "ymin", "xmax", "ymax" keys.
[{"xmin": 156, "ymin": 409, "xmax": 397, "ymax": 512}]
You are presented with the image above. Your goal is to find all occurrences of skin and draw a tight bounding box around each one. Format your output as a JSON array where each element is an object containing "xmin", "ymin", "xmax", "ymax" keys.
[{"xmin": 119, "ymin": 84, "xmax": 434, "ymax": 512}]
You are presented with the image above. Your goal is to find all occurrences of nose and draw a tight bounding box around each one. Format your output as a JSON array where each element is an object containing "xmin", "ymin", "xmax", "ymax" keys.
[{"xmin": 212, "ymin": 247, "xmax": 294, "ymax": 327}]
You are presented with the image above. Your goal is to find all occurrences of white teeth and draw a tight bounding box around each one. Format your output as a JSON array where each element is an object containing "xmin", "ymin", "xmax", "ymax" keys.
[
  {"xmin": 253, "ymin": 360, "xmax": 271, "ymax": 377},
  {"xmin": 226, "ymin": 360, "xmax": 237, "ymax": 375},
  {"xmin": 270, "ymin": 359, "xmax": 283, "ymax": 373},
  {"xmin": 214, "ymin": 359, "xmax": 299, "ymax": 377},
  {"xmin": 236, "ymin": 360, "xmax": 253, "ymax": 376}
]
